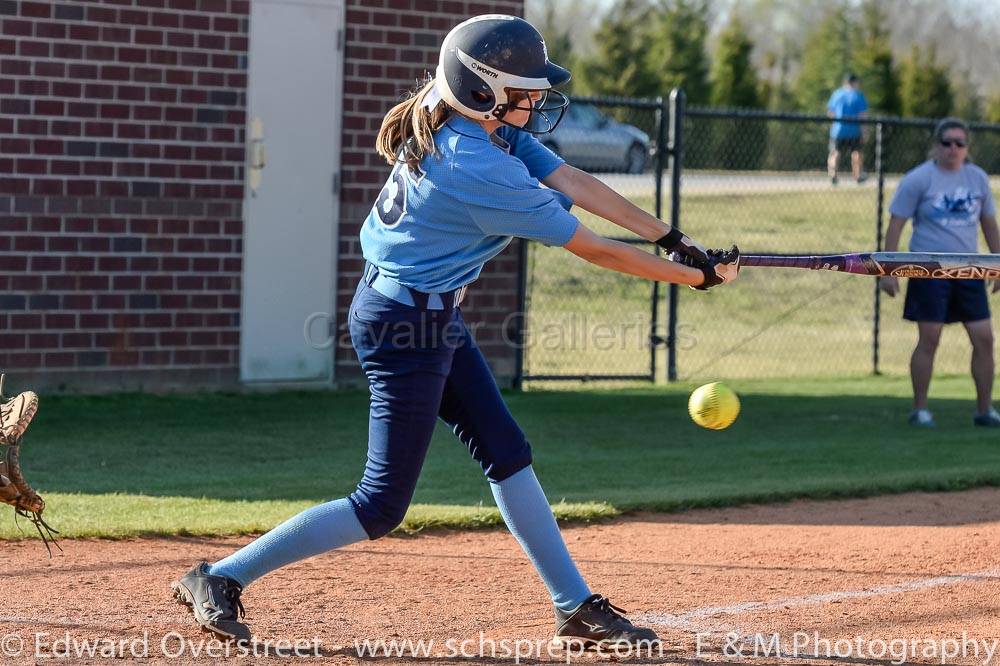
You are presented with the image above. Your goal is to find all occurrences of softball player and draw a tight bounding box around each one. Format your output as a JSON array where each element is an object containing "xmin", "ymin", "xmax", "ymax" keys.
[{"xmin": 172, "ymin": 14, "xmax": 738, "ymax": 647}]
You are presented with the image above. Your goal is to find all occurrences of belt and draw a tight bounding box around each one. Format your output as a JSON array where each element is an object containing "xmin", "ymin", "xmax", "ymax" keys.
[{"xmin": 363, "ymin": 263, "xmax": 467, "ymax": 310}]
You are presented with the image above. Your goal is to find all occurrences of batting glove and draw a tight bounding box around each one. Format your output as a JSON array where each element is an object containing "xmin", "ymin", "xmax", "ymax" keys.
[
  {"xmin": 677, "ymin": 245, "xmax": 740, "ymax": 290},
  {"xmin": 655, "ymin": 227, "xmax": 710, "ymax": 265}
]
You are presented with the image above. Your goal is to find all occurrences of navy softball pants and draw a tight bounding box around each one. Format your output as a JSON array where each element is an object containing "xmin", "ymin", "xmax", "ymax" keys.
[{"xmin": 347, "ymin": 277, "xmax": 532, "ymax": 539}]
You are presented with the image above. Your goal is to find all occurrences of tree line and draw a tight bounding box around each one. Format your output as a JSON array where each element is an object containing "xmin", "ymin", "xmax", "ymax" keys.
[{"xmin": 540, "ymin": 0, "xmax": 1000, "ymax": 123}]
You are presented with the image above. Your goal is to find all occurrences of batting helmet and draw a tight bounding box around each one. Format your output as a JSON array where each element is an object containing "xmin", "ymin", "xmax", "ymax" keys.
[{"xmin": 434, "ymin": 15, "xmax": 571, "ymax": 133}]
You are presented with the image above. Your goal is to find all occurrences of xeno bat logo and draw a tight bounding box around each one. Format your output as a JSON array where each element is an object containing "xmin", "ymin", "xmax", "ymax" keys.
[{"xmin": 931, "ymin": 267, "xmax": 1000, "ymax": 280}]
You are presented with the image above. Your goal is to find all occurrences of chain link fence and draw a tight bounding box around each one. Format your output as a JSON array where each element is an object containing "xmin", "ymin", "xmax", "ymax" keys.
[
  {"xmin": 677, "ymin": 105, "xmax": 1000, "ymax": 381},
  {"xmin": 520, "ymin": 97, "xmax": 664, "ymax": 382},
  {"xmin": 518, "ymin": 91, "xmax": 1000, "ymax": 385}
]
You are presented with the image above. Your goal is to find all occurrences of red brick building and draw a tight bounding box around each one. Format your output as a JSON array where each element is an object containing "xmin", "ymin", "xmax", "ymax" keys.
[{"xmin": 0, "ymin": 0, "xmax": 524, "ymax": 392}]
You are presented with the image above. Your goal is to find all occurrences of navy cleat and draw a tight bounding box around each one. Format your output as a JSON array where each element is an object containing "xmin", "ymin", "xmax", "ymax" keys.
[
  {"xmin": 171, "ymin": 562, "xmax": 252, "ymax": 643},
  {"xmin": 552, "ymin": 594, "xmax": 659, "ymax": 649},
  {"xmin": 973, "ymin": 408, "xmax": 1000, "ymax": 427},
  {"xmin": 908, "ymin": 408, "xmax": 936, "ymax": 428}
]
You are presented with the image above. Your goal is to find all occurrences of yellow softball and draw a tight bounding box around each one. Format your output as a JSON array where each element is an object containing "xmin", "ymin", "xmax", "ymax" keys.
[{"xmin": 688, "ymin": 382, "xmax": 740, "ymax": 430}]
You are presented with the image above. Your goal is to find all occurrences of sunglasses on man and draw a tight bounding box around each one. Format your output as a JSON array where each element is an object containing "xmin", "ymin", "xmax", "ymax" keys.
[{"xmin": 939, "ymin": 139, "xmax": 967, "ymax": 148}]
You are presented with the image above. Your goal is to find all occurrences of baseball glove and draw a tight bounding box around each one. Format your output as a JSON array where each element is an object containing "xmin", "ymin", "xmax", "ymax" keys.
[{"xmin": 0, "ymin": 378, "xmax": 59, "ymax": 556}]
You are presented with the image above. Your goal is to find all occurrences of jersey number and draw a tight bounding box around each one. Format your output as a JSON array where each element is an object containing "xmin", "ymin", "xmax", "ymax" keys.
[{"xmin": 374, "ymin": 164, "xmax": 407, "ymax": 228}]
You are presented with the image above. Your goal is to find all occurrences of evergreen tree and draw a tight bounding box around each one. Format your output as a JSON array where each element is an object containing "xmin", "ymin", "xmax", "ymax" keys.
[
  {"xmin": 709, "ymin": 15, "xmax": 762, "ymax": 108},
  {"xmin": 760, "ymin": 48, "xmax": 796, "ymax": 112},
  {"xmin": 648, "ymin": 0, "xmax": 711, "ymax": 104},
  {"xmin": 899, "ymin": 45, "xmax": 952, "ymax": 118},
  {"xmin": 952, "ymin": 69, "xmax": 983, "ymax": 122},
  {"xmin": 709, "ymin": 15, "xmax": 765, "ymax": 169},
  {"xmin": 851, "ymin": 0, "xmax": 900, "ymax": 115},
  {"xmin": 576, "ymin": 0, "xmax": 660, "ymax": 98},
  {"xmin": 981, "ymin": 95, "xmax": 1000, "ymax": 174},
  {"xmin": 794, "ymin": 4, "xmax": 857, "ymax": 112},
  {"xmin": 986, "ymin": 93, "xmax": 1000, "ymax": 124}
]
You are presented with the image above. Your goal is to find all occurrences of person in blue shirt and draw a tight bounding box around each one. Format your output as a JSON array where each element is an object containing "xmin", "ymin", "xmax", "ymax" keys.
[
  {"xmin": 880, "ymin": 118, "xmax": 1000, "ymax": 428},
  {"xmin": 171, "ymin": 14, "xmax": 739, "ymax": 649},
  {"xmin": 827, "ymin": 73, "xmax": 869, "ymax": 185}
]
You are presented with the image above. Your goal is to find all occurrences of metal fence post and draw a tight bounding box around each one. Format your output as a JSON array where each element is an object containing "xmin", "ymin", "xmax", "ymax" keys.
[
  {"xmin": 873, "ymin": 122, "xmax": 885, "ymax": 375},
  {"xmin": 667, "ymin": 88, "xmax": 685, "ymax": 382},
  {"xmin": 650, "ymin": 96, "xmax": 667, "ymax": 382}
]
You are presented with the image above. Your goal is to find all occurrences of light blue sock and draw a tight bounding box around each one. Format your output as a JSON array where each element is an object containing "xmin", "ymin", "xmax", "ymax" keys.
[
  {"xmin": 208, "ymin": 498, "xmax": 368, "ymax": 587},
  {"xmin": 491, "ymin": 466, "xmax": 591, "ymax": 612}
]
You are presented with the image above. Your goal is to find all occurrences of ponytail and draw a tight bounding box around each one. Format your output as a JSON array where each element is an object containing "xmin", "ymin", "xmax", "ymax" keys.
[{"xmin": 375, "ymin": 78, "xmax": 451, "ymax": 173}]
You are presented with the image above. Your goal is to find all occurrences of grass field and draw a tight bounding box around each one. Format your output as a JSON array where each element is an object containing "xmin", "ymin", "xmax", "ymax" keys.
[
  {"xmin": 525, "ymin": 184, "xmax": 1000, "ymax": 381},
  {"xmin": 4, "ymin": 181, "xmax": 998, "ymax": 542},
  {"xmin": 4, "ymin": 374, "xmax": 999, "ymax": 540}
]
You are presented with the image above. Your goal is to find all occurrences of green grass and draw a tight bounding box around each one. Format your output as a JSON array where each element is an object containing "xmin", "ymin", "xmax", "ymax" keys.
[
  {"xmin": 5, "ymin": 376, "xmax": 1000, "ymax": 539},
  {"xmin": 525, "ymin": 185, "xmax": 1000, "ymax": 381}
]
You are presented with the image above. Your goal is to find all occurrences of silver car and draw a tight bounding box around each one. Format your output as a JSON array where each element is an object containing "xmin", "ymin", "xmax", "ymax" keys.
[{"xmin": 537, "ymin": 103, "xmax": 651, "ymax": 174}]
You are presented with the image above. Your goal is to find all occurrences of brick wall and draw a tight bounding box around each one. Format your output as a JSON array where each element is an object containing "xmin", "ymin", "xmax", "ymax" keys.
[
  {"xmin": 0, "ymin": 0, "xmax": 248, "ymax": 391},
  {"xmin": 335, "ymin": 0, "xmax": 526, "ymax": 387},
  {"xmin": 0, "ymin": 0, "xmax": 528, "ymax": 393}
]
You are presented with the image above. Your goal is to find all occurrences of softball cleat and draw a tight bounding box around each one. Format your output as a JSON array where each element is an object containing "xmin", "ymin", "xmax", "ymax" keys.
[
  {"xmin": 973, "ymin": 407, "xmax": 1000, "ymax": 427},
  {"xmin": 908, "ymin": 408, "xmax": 936, "ymax": 428},
  {"xmin": 552, "ymin": 594, "xmax": 659, "ymax": 649},
  {"xmin": 171, "ymin": 562, "xmax": 252, "ymax": 643}
]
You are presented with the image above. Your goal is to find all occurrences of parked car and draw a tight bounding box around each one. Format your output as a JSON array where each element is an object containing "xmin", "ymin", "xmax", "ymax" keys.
[{"xmin": 533, "ymin": 103, "xmax": 651, "ymax": 174}]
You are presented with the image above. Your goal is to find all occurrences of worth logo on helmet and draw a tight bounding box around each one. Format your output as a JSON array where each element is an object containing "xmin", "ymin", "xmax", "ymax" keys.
[{"xmin": 471, "ymin": 61, "xmax": 499, "ymax": 79}]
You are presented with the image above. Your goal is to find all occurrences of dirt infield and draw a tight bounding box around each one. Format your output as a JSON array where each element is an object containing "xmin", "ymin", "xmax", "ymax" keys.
[{"xmin": 2, "ymin": 488, "xmax": 999, "ymax": 665}]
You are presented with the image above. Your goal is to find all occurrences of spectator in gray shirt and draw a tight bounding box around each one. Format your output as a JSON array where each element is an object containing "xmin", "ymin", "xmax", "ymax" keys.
[{"xmin": 880, "ymin": 118, "xmax": 1000, "ymax": 427}]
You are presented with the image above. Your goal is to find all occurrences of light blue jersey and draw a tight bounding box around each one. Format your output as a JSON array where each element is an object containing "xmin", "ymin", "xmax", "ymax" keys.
[
  {"xmin": 827, "ymin": 87, "xmax": 868, "ymax": 139},
  {"xmin": 360, "ymin": 115, "xmax": 579, "ymax": 293},
  {"xmin": 889, "ymin": 160, "xmax": 996, "ymax": 253}
]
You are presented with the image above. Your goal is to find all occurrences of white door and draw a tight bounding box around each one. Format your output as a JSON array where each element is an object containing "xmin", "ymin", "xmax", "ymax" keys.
[{"xmin": 241, "ymin": 0, "xmax": 344, "ymax": 384}]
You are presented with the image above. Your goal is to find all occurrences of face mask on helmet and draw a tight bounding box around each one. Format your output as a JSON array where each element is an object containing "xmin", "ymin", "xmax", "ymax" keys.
[
  {"xmin": 495, "ymin": 88, "xmax": 570, "ymax": 134},
  {"xmin": 435, "ymin": 15, "xmax": 572, "ymax": 135}
]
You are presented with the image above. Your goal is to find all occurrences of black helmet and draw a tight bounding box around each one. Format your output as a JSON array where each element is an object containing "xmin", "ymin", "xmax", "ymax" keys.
[{"xmin": 434, "ymin": 15, "xmax": 571, "ymax": 134}]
